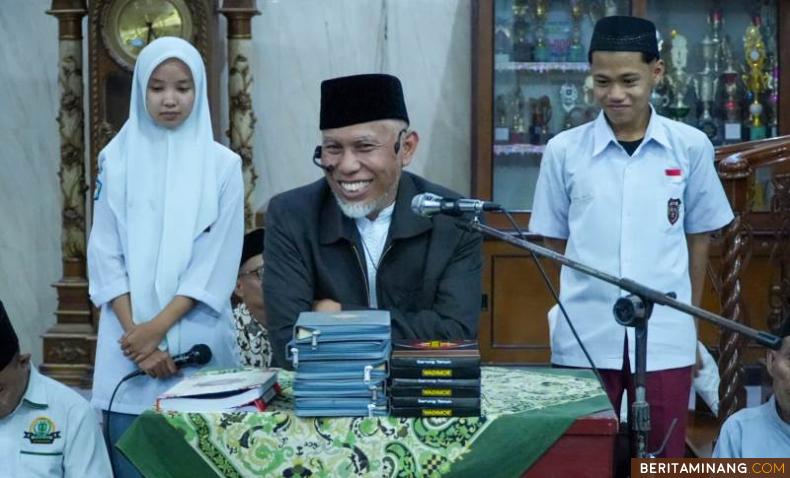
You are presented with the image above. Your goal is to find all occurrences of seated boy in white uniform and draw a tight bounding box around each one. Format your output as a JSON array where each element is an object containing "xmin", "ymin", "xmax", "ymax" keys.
[
  {"xmin": 0, "ymin": 300, "xmax": 112, "ymax": 477},
  {"xmin": 713, "ymin": 320, "xmax": 790, "ymax": 458}
]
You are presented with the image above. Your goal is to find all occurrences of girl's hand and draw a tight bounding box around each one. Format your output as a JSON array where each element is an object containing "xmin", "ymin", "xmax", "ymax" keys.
[
  {"xmin": 138, "ymin": 349, "xmax": 179, "ymax": 379},
  {"xmin": 120, "ymin": 321, "xmax": 166, "ymax": 363}
]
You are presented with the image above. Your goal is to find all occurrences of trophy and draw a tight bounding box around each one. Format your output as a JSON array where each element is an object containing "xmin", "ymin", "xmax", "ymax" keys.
[
  {"xmin": 650, "ymin": 30, "xmax": 670, "ymax": 115},
  {"xmin": 494, "ymin": 24, "xmax": 512, "ymax": 64},
  {"xmin": 511, "ymin": 84, "xmax": 528, "ymax": 143},
  {"xmin": 579, "ymin": 75, "xmax": 600, "ymax": 122},
  {"xmin": 761, "ymin": 2, "xmax": 778, "ymax": 60},
  {"xmin": 720, "ymin": 37, "xmax": 742, "ymax": 143},
  {"xmin": 587, "ymin": 0, "xmax": 618, "ymax": 25},
  {"xmin": 494, "ymin": 94, "xmax": 510, "ymax": 143},
  {"xmin": 511, "ymin": 0, "xmax": 531, "ymax": 62},
  {"xmin": 694, "ymin": 34, "xmax": 721, "ymax": 143},
  {"xmin": 665, "ymin": 31, "xmax": 693, "ymax": 122},
  {"xmin": 604, "ymin": 0, "xmax": 618, "ymax": 16},
  {"xmin": 708, "ymin": 5, "xmax": 724, "ymax": 73},
  {"xmin": 582, "ymin": 74, "xmax": 595, "ymax": 106},
  {"xmin": 532, "ymin": 0, "xmax": 550, "ymax": 62},
  {"xmin": 742, "ymin": 18, "xmax": 769, "ymax": 141},
  {"xmin": 761, "ymin": 7, "xmax": 779, "ymax": 138},
  {"xmin": 559, "ymin": 82, "xmax": 584, "ymax": 129},
  {"xmin": 767, "ymin": 54, "xmax": 779, "ymax": 138},
  {"xmin": 567, "ymin": 0, "xmax": 586, "ymax": 62},
  {"xmin": 528, "ymin": 95, "xmax": 552, "ymax": 145}
]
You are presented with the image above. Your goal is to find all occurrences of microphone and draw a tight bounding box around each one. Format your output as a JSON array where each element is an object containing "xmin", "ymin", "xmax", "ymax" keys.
[
  {"xmin": 311, "ymin": 146, "xmax": 335, "ymax": 173},
  {"xmin": 123, "ymin": 344, "xmax": 212, "ymax": 380},
  {"xmin": 411, "ymin": 192, "xmax": 501, "ymax": 217}
]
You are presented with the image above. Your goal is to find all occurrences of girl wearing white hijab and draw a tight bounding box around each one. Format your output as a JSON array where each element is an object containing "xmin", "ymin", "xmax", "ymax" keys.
[{"xmin": 87, "ymin": 37, "xmax": 243, "ymax": 475}]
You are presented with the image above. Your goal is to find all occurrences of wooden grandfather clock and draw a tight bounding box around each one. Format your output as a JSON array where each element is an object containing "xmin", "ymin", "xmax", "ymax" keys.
[
  {"xmin": 88, "ymin": 0, "xmax": 221, "ymax": 170},
  {"xmin": 41, "ymin": 0, "xmax": 221, "ymax": 388}
]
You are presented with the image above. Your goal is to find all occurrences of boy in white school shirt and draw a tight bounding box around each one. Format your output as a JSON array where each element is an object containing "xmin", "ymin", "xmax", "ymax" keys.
[{"xmin": 530, "ymin": 16, "xmax": 734, "ymax": 457}]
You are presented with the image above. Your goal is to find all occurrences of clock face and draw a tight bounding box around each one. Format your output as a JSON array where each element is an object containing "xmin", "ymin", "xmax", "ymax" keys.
[{"xmin": 103, "ymin": 0, "xmax": 193, "ymax": 71}]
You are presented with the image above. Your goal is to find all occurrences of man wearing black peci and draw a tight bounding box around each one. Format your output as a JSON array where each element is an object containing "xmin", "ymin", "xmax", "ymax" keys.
[{"xmin": 263, "ymin": 73, "xmax": 482, "ymax": 368}]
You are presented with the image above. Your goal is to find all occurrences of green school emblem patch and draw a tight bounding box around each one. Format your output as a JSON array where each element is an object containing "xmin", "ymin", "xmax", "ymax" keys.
[{"xmin": 24, "ymin": 416, "xmax": 61, "ymax": 444}]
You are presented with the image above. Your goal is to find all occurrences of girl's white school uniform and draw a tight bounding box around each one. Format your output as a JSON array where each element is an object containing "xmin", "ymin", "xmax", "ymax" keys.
[{"xmin": 87, "ymin": 37, "xmax": 243, "ymax": 415}]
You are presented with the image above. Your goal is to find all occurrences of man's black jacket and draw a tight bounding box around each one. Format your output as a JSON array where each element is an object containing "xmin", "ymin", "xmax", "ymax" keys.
[{"xmin": 263, "ymin": 172, "xmax": 482, "ymax": 368}]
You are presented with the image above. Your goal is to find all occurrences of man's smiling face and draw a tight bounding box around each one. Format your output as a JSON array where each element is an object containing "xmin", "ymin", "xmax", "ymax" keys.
[{"xmin": 319, "ymin": 119, "xmax": 415, "ymax": 219}]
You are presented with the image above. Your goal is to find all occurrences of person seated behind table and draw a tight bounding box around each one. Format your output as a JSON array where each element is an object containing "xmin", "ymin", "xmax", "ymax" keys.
[
  {"xmin": 713, "ymin": 320, "xmax": 790, "ymax": 458},
  {"xmin": 0, "ymin": 300, "xmax": 112, "ymax": 477},
  {"xmin": 233, "ymin": 227, "xmax": 272, "ymax": 367},
  {"xmin": 263, "ymin": 73, "xmax": 483, "ymax": 367}
]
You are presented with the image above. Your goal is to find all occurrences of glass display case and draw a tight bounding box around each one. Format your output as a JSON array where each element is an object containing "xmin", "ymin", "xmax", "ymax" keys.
[
  {"xmin": 471, "ymin": 0, "xmax": 789, "ymax": 364},
  {"xmin": 491, "ymin": 0, "xmax": 629, "ymax": 212},
  {"xmin": 474, "ymin": 0, "xmax": 785, "ymax": 216},
  {"xmin": 647, "ymin": 0, "xmax": 780, "ymax": 210}
]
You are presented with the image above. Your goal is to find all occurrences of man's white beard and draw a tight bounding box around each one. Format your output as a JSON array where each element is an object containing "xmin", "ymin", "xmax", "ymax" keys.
[
  {"xmin": 332, "ymin": 181, "xmax": 398, "ymax": 219},
  {"xmin": 334, "ymin": 196, "xmax": 380, "ymax": 219}
]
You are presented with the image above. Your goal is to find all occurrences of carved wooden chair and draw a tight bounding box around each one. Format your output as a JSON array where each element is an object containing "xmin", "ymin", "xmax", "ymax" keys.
[{"xmin": 686, "ymin": 136, "xmax": 790, "ymax": 457}]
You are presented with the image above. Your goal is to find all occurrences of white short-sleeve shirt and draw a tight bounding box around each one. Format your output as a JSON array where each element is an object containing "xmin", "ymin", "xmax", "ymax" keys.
[
  {"xmin": 713, "ymin": 395, "xmax": 790, "ymax": 458},
  {"xmin": 0, "ymin": 366, "xmax": 112, "ymax": 477},
  {"xmin": 530, "ymin": 109, "xmax": 734, "ymax": 372}
]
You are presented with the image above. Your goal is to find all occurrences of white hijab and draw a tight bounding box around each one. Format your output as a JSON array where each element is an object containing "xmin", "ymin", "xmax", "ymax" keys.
[{"xmin": 99, "ymin": 37, "xmax": 218, "ymax": 352}]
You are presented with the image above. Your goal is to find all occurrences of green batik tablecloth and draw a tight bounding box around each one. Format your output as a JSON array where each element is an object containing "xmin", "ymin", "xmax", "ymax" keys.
[{"xmin": 118, "ymin": 367, "xmax": 612, "ymax": 478}]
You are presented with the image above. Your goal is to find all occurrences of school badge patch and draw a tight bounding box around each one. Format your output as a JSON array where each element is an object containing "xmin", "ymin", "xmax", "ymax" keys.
[
  {"xmin": 24, "ymin": 416, "xmax": 61, "ymax": 444},
  {"xmin": 667, "ymin": 198, "xmax": 681, "ymax": 225}
]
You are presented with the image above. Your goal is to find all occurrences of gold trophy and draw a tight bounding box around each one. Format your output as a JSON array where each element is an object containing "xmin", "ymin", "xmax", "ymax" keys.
[
  {"xmin": 567, "ymin": 0, "xmax": 585, "ymax": 62},
  {"xmin": 720, "ymin": 36, "xmax": 742, "ymax": 143},
  {"xmin": 511, "ymin": 0, "xmax": 531, "ymax": 62},
  {"xmin": 528, "ymin": 96, "xmax": 552, "ymax": 145},
  {"xmin": 742, "ymin": 19, "xmax": 769, "ymax": 140},
  {"xmin": 532, "ymin": 0, "xmax": 550, "ymax": 62},
  {"xmin": 511, "ymin": 83, "xmax": 528, "ymax": 143},
  {"xmin": 665, "ymin": 31, "xmax": 693, "ymax": 122},
  {"xmin": 494, "ymin": 94, "xmax": 510, "ymax": 144}
]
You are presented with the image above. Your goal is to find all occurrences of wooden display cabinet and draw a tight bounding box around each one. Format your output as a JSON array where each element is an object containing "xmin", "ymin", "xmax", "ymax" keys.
[{"xmin": 471, "ymin": 0, "xmax": 790, "ymax": 364}]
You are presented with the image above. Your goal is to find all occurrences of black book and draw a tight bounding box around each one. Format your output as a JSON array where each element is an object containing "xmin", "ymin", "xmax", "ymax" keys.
[
  {"xmin": 390, "ymin": 396, "xmax": 481, "ymax": 408},
  {"xmin": 392, "ymin": 339, "xmax": 479, "ymax": 353},
  {"xmin": 390, "ymin": 405, "xmax": 481, "ymax": 418},
  {"xmin": 389, "ymin": 364, "xmax": 481, "ymax": 379},
  {"xmin": 390, "ymin": 378, "xmax": 480, "ymax": 398},
  {"xmin": 390, "ymin": 355, "xmax": 481, "ymax": 369},
  {"xmin": 391, "ymin": 340, "xmax": 480, "ymax": 371}
]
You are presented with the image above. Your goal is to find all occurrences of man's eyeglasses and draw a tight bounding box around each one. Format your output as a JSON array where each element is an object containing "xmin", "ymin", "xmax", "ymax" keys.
[{"xmin": 239, "ymin": 265, "xmax": 264, "ymax": 281}]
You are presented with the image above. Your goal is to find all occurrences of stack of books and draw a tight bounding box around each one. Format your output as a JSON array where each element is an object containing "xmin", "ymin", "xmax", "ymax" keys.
[
  {"xmin": 389, "ymin": 340, "xmax": 481, "ymax": 417},
  {"xmin": 156, "ymin": 368, "xmax": 279, "ymax": 412},
  {"xmin": 288, "ymin": 311, "xmax": 391, "ymax": 417}
]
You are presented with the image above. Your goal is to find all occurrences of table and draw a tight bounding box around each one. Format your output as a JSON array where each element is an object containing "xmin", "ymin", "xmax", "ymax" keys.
[{"xmin": 118, "ymin": 367, "xmax": 616, "ymax": 478}]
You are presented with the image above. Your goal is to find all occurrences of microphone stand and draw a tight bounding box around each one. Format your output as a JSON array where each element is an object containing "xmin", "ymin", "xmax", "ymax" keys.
[{"xmin": 465, "ymin": 216, "xmax": 782, "ymax": 458}]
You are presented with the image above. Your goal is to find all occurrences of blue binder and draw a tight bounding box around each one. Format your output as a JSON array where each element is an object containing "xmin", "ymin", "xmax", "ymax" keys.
[{"xmin": 290, "ymin": 310, "xmax": 392, "ymax": 417}]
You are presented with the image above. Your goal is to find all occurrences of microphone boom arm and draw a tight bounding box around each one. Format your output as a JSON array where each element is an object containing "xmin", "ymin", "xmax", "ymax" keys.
[
  {"xmin": 467, "ymin": 217, "xmax": 781, "ymax": 350},
  {"xmin": 466, "ymin": 214, "xmax": 780, "ymax": 458}
]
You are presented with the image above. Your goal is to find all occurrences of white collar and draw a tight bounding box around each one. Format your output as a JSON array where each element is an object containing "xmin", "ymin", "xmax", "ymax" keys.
[
  {"xmin": 591, "ymin": 105, "xmax": 673, "ymax": 158},
  {"xmin": 356, "ymin": 202, "xmax": 395, "ymax": 227}
]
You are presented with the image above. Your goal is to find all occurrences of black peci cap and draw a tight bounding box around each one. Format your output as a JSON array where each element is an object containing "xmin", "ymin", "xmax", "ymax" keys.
[
  {"xmin": 588, "ymin": 16, "xmax": 659, "ymax": 62},
  {"xmin": 0, "ymin": 300, "xmax": 19, "ymax": 370},
  {"xmin": 240, "ymin": 228, "xmax": 265, "ymax": 268},
  {"xmin": 320, "ymin": 74, "xmax": 409, "ymax": 130}
]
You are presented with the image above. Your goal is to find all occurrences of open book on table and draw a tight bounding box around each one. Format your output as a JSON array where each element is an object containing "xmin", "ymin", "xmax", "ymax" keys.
[{"xmin": 156, "ymin": 368, "xmax": 279, "ymax": 412}]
